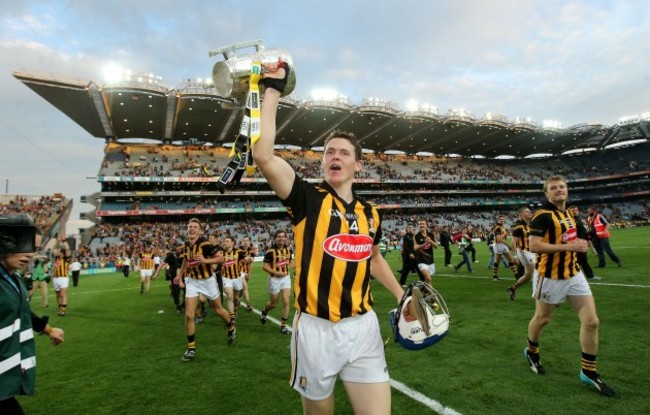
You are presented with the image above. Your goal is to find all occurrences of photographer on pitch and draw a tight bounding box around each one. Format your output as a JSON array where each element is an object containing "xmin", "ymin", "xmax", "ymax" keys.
[{"xmin": 0, "ymin": 214, "xmax": 65, "ymax": 414}]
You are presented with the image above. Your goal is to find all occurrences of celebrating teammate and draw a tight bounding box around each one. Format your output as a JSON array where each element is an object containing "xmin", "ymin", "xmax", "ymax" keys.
[
  {"xmin": 174, "ymin": 218, "xmax": 235, "ymax": 361},
  {"xmin": 260, "ymin": 229, "xmax": 294, "ymax": 334},
  {"xmin": 507, "ymin": 207, "xmax": 535, "ymax": 300},
  {"xmin": 219, "ymin": 235, "xmax": 252, "ymax": 323},
  {"xmin": 524, "ymin": 175, "xmax": 617, "ymax": 396},
  {"xmin": 490, "ymin": 215, "xmax": 518, "ymax": 281},
  {"xmin": 52, "ymin": 237, "xmax": 71, "ymax": 316},
  {"xmin": 239, "ymin": 235, "xmax": 256, "ymax": 311}
]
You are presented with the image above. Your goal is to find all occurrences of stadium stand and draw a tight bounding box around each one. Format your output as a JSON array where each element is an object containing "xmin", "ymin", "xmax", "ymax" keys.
[{"xmin": 9, "ymin": 70, "xmax": 650, "ymax": 267}]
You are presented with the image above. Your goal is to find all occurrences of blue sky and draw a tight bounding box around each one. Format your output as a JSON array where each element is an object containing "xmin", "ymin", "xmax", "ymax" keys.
[{"xmin": 0, "ymin": 0, "xmax": 648, "ymax": 228}]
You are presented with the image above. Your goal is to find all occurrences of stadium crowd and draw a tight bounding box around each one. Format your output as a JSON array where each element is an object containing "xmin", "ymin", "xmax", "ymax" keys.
[
  {"xmin": 0, "ymin": 195, "xmax": 68, "ymax": 236},
  {"xmin": 97, "ymin": 142, "xmax": 650, "ymax": 182}
]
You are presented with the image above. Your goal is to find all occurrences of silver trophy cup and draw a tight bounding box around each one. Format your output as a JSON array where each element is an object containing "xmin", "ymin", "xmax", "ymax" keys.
[{"xmin": 210, "ymin": 39, "xmax": 296, "ymax": 99}]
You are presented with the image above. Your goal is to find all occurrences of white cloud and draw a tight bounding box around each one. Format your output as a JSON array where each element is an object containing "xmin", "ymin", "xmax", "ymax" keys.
[{"xmin": 1, "ymin": 0, "xmax": 648, "ymax": 226}]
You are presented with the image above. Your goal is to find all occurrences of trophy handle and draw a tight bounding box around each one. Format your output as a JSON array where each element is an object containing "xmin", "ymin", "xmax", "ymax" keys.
[{"xmin": 209, "ymin": 39, "xmax": 265, "ymax": 60}]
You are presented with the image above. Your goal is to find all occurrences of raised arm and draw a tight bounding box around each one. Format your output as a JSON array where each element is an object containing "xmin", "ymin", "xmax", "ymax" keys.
[{"xmin": 252, "ymin": 61, "xmax": 295, "ymax": 200}]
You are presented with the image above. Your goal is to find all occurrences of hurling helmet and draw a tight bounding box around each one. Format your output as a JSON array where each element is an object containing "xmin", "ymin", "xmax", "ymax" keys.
[
  {"xmin": 389, "ymin": 281, "xmax": 450, "ymax": 351},
  {"xmin": 0, "ymin": 214, "xmax": 38, "ymax": 254}
]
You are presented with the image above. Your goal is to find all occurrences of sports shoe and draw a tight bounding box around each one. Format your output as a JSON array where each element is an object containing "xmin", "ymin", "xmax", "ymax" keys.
[
  {"xmin": 580, "ymin": 371, "xmax": 618, "ymax": 397},
  {"xmin": 194, "ymin": 316, "xmax": 204, "ymax": 324},
  {"xmin": 524, "ymin": 348, "xmax": 546, "ymax": 375},
  {"xmin": 246, "ymin": 304, "xmax": 253, "ymax": 312},
  {"xmin": 493, "ymin": 276, "xmax": 499, "ymax": 282},
  {"xmin": 260, "ymin": 312, "xmax": 268, "ymax": 325},
  {"xmin": 227, "ymin": 327, "xmax": 236, "ymax": 345},
  {"xmin": 507, "ymin": 287, "xmax": 516, "ymax": 301},
  {"xmin": 181, "ymin": 348, "xmax": 196, "ymax": 362},
  {"xmin": 280, "ymin": 326, "xmax": 290, "ymax": 335},
  {"xmin": 591, "ymin": 275, "xmax": 602, "ymax": 280}
]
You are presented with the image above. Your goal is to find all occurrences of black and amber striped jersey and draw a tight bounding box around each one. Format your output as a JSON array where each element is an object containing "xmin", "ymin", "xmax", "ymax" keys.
[
  {"xmin": 529, "ymin": 202, "xmax": 580, "ymax": 280},
  {"xmin": 512, "ymin": 219, "xmax": 531, "ymax": 252},
  {"xmin": 492, "ymin": 223, "xmax": 508, "ymax": 243},
  {"xmin": 53, "ymin": 255, "xmax": 70, "ymax": 278},
  {"xmin": 139, "ymin": 252, "xmax": 154, "ymax": 270},
  {"xmin": 211, "ymin": 244, "xmax": 224, "ymax": 276},
  {"xmin": 181, "ymin": 236, "xmax": 218, "ymax": 280},
  {"xmin": 282, "ymin": 177, "xmax": 381, "ymax": 323},
  {"xmin": 220, "ymin": 249, "xmax": 245, "ymax": 279},
  {"xmin": 263, "ymin": 245, "xmax": 293, "ymax": 277},
  {"xmin": 239, "ymin": 245, "xmax": 255, "ymax": 274}
]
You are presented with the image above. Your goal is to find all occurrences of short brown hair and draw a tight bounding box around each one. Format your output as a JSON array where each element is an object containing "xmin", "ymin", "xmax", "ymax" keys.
[{"xmin": 324, "ymin": 130, "xmax": 362, "ymax": 161}]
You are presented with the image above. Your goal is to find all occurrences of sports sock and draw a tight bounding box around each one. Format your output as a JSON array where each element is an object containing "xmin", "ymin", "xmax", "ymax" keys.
[
  {"xmin": 581, "ymin": 352, "xmax": 597, "ymax": 378},
  {"xmin": 527, "ymin": 339, "xmax": 540, "ymax": 356}
]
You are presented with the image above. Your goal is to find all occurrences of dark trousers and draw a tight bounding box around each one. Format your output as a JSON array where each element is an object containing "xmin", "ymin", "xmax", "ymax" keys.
[
  {"xmin": 576, "ymin": 252, "xmax": 595, "ymax": 278},
  {"xmin": 399, "ymin": 256, "xmax": 425, "ymax": 285},
  {"xmin": 0, "ymin": 397, "xmax": 25, "ymax": 415},
  {"xmin": 455, "ymin": 251, "xmax": 473, "ymax": 272},
  {"xmin": 72, "ymin": 270, "xmax": 80, "ymax": 287},
  {"xmin": 443, "ymin": 245, "xmax": 452, "ymax": 266},
  {"xmin": 467, "ymin": 244, "xmax": 477, "ymax": 262},
  {"xmin": 596, "ymin": 237, "xmax": 620, "ymax": 267},
  {"xmin": 122, "ymin": 265, "xmax": 130, "ymax": 277},
  {"xmin": 169, "ymin": 280, "xmax": 184, "ymax": 309}
]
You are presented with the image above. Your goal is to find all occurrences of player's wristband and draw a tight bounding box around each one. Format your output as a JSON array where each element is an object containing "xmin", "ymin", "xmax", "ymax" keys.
[{"xmin": 261, "ymin": 63, "xmax": 290, "ymax": 93}]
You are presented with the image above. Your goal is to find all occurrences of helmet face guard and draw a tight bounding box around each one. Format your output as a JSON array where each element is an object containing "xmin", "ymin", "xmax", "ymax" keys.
[
  {"xmin": 0, "ymin": 214, "xmax": 38, "ymax": 254},
  {"xmin": 389, "ymin": 281, "xmax": 450, "ymax": 351}
]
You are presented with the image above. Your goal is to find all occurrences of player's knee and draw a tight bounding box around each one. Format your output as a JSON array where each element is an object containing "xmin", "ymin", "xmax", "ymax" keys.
[{"xmin": 582, "ymin": 315, "xmax": 600, "ymax": 330}]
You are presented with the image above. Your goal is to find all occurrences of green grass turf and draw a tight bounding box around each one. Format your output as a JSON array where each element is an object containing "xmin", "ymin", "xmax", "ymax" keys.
[{"xmin": 19, "ymin": 226, "xmax": 650, "ymax": 414}]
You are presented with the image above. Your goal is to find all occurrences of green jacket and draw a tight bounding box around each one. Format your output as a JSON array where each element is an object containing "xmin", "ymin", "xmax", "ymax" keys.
[
  {"xmin": 31, "ymin": 262, "xmax": 49, "ymax": 282},
  {"xmin": 0, "ymin": 265, "xmax": 37, "ymax": 400}
]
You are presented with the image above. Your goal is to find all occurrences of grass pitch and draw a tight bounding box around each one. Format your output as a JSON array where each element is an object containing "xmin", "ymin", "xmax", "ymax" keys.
[{"xmin": 20, "ymin": 227, "xmax": 650, "ymax": 414}]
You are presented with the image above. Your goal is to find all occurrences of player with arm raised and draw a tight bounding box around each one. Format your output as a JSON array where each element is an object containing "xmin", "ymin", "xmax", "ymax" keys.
[{"xmin": 253, "ymin": 60, "xmax": 407, "ymax": 415}]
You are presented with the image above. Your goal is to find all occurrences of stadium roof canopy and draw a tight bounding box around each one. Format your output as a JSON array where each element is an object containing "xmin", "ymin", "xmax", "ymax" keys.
[{"xmin": 13, "ymin": 70, "xmax": 650, "ymax": 159}]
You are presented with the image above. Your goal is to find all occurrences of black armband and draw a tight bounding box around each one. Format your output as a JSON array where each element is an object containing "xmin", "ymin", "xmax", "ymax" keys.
[
  {"xmin": 31, "ymin": 312, "xmax": 49, "ymax": 333},
  {"xmin": 261, "ymin": 63, "xmax": 290, "ymax": 94}
]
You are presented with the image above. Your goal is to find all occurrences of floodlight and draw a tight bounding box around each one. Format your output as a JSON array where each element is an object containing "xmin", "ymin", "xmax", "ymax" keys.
[{"xmin": 102, "ymin": 63, "xmax": 123, "ymax": 84}]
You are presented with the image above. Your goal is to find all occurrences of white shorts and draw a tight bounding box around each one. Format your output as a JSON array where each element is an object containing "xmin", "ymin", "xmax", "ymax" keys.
[
  {"xmin": 223, "ymin": 276, "xmax": 245, "ymax": 291},
  {"xmin": 533, "ymin": 272, "xmax": 592, "ymax": 304},
  {"xmin": 185, "ymin": 276, "xmax": 220, "ymax": 301},
  {"xmin": 492, "ymin": 243, "xmax": 510, "ymax": 255},
  {"xmin": 417, "ymin": 263, "xmax": 436, "ymax": 276},
  {"xmin": 289, "ymin": 310, "xmax": 389, "ymax": 400},
  {"xmin": 268, "ymin": 275, "xmax": 291, "ymax": 295},
  {"xmin": 516, "ymin": 249, "xmax": 536, "ymax": 267},
  {"xmin": 140, "ymin": 269, "xmax": 153, "ymax": 278},
  {"xmin": 53, "ymin": 277, "xmax": 69, "ymax": 291}
]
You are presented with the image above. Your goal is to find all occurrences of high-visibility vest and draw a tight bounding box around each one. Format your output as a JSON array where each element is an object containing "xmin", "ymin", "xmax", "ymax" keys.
[
  {"xmin": 0, "ymin": 268, "xmax": 37, "ymax": 400},
  {"xmin": 593, "ymin": 214, "xmax": 611, "ymax": 239}
]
